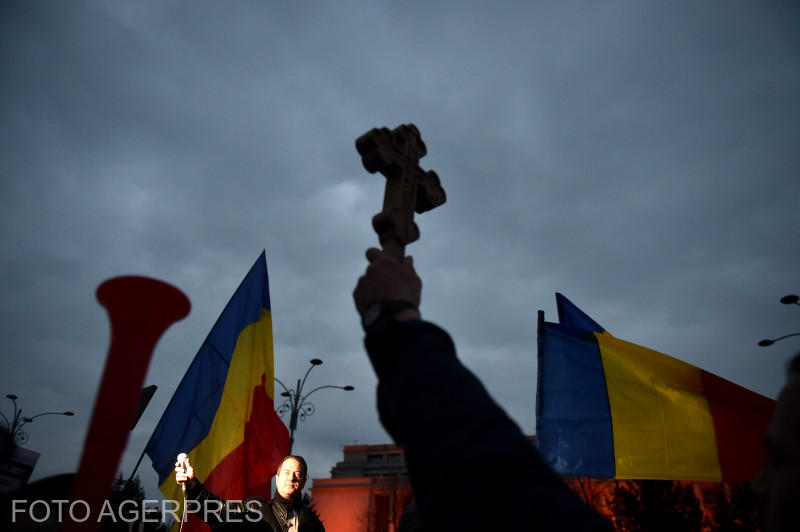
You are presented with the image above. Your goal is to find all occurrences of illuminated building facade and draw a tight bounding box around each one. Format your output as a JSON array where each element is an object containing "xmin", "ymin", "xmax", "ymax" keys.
[
  {"xmin": 311, "ymin": 438, "xmax": 760, "ymax": 531},
  {"xmin": 311, "ymin": 444, "xmax": 413, "ymax": 532}
]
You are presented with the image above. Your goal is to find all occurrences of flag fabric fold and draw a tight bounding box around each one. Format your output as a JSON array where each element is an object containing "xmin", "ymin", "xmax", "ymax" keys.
[
  {"xmin": 145, "ymin": 251, "xmax": 289, "ymax": 513},
  {"xmin": 536, "ymin": 293, "xmax": 774, "ymax": 481}
]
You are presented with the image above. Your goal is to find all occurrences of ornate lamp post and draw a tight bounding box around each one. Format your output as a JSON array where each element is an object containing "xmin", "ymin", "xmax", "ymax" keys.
[
  {"xmin": 758, "ymin": 294, "xmax": 799, "ymax": 347},
  {"xmin": 1, "ymin": 394, "xmax": 74, "ymax": 445},
  {"xmin": 275, "ymin": 358, "xmax": 354, "ymax": 453}
]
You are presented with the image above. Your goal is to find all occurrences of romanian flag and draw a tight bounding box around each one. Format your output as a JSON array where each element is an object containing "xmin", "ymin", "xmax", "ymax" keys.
[
  {"xmin": 145, "ymin": 252, "xmax": 289, "ymax": 525},
  {"xmin": 536, "ymin": 293, "xmax": 774, "ymax": 482}
]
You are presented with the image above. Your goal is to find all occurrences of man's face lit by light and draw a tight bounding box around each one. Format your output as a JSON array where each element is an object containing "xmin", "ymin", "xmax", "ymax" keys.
[{"xmin": 276, "ymin": 457, "xmax": 305, "ymax": 499}]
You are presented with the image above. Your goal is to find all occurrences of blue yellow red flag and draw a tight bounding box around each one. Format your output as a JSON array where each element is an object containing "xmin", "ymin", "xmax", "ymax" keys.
[
  {"xmin": 536, "ymin": 293, "xmax": 774, "ymax": 481},
  {"xmin": 145, "ymin": 252, "xmax": 289, "ymax": 527}
]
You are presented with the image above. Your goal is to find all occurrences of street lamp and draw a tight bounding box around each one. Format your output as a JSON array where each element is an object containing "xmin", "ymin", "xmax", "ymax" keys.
[
  {"xmin": 275, "ymin": 358, "xmax": 354, "ymax": 453},
  {"xmin": 758, "ymin": 333, "xmax": 800, "ymax": 347},
  {"xmin": 758, "ymin": 294, "xmax": 799, "ymax": 347},
  {"xmin": 1, "ymin": 394, "xmax": 74, "ymax": 445}
]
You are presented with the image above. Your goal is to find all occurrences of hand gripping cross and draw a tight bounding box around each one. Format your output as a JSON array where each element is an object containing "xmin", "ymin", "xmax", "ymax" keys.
[{"xmin": 355, "ymin": 124, "xmax": 446, "ymax": 259}]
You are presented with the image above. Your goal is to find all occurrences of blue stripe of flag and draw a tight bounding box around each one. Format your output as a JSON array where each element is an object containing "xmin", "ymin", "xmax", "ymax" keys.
[{"xmin": 536, "ymin": 319, "xmax": 615, "ymax": 478}]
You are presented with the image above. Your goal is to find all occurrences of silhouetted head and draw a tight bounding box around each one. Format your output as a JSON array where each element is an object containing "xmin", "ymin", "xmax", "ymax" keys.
[
  {"xmin": 398, "ymin": 500, "xmax": 425, "ymax": 532},
  {"xmin": 752, "ymin": 351, "xmax": 800, "ymax": 531}
]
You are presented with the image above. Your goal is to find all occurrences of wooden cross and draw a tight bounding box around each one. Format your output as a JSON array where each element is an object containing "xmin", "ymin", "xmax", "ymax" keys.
[{"xmin": 355, "ymin": 123, "xmax": 446, "ymax": 259}]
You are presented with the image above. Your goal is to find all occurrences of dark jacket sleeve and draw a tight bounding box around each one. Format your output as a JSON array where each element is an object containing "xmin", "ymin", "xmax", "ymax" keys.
[
  {"xmin": 365, "ymin": 320, "xmax": 613, "ymax": 531},
  {"xmin": 299, "ymin": 504, "xmax": 326, "ymax": 532}
]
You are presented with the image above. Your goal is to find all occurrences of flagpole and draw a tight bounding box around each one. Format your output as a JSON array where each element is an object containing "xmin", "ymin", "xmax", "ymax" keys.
[
  {"xmin": 127, "ymin": 447, "xmax": 147, "ymax": 486},
  {"xmin": 125, "ymin": 385, "xmax": 159, "ymax": 486}
]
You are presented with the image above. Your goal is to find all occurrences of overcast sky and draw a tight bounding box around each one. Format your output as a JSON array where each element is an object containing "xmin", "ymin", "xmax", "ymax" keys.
[{"xmin": 2, "ymin": 1, "xmax": 798, "ymax": 499}]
